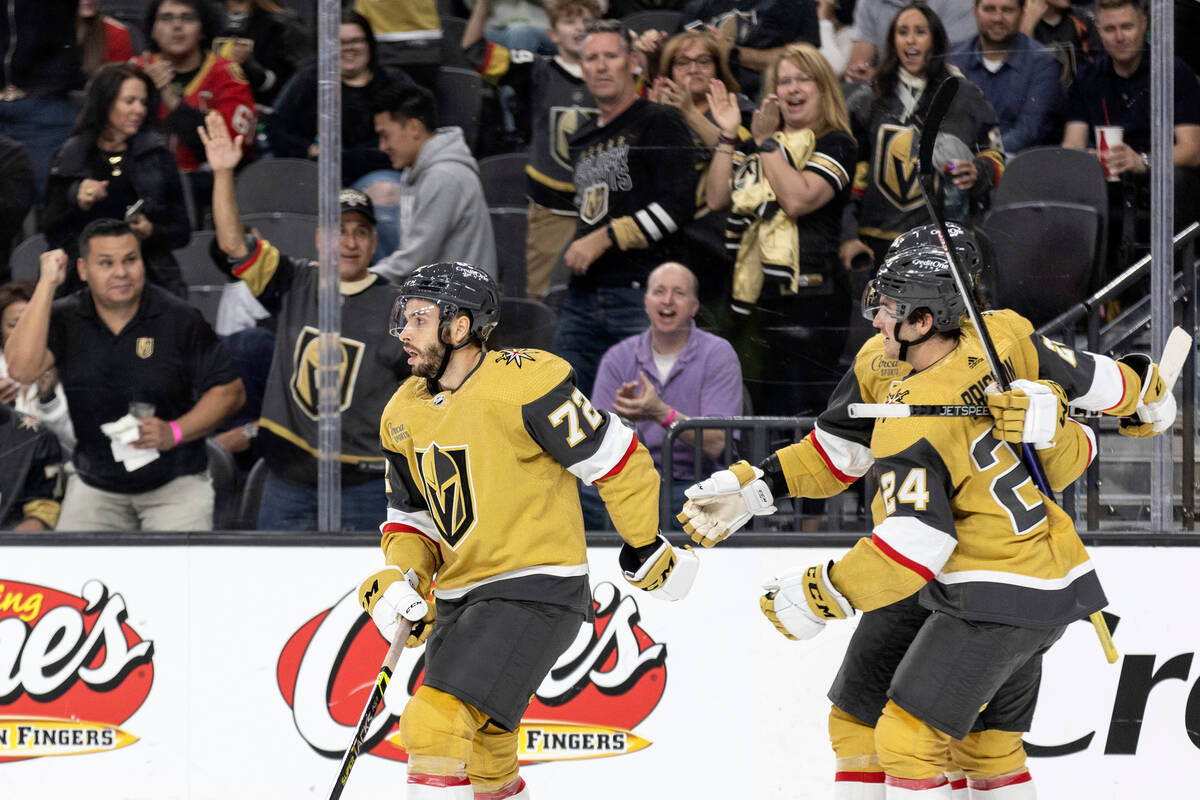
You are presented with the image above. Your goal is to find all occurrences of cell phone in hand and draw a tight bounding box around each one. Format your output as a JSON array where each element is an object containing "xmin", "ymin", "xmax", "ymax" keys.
[{"xmin": 124, "ymin": 199, "xmax": 145, "ymax": 221}]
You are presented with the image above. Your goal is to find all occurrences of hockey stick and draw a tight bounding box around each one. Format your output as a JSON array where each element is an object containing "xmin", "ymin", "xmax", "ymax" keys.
[
  {"xmin": 912, "ymin": 77, "xmax": 1125, "ymax": 661},
  {"xmin": 850, "ymin": 327, "xmax": 1191, "ymax": 420},
  {"xmin": 328, "ymin": 619, "xmax": 413, "ymax": 800}
]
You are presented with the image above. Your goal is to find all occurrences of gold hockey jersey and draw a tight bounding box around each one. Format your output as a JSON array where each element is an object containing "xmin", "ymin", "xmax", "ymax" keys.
[
  {"xmin": 776, "ymin": 310, "xmax": 1148, "ymax": 627},
  {"xmin": 377, "ymin": 348, "xmax": 659, "ymax": 612}
]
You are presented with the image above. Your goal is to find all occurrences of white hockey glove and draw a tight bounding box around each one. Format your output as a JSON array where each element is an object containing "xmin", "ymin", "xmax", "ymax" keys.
[
  {"xmin": 984, "ymin": 379, "xmax": 1068, "ymax": 450},
  {"xmin": 760, "ymin": 562, "xmax": 854, "ymax": 641},
  {"xmin": 619, "ymin": 533, "xmax": 700, "ymax": 601},
  {"xmin": 678, "ymin": 460, "xmax": 776, "ymax": 547},
  {"xmin": 1117, "ymin": 354, "xmax": 1177, "ymax": 438},
  {"xmin": 358, "ymin": 566, "xmax": 435, "ymax": 647}
]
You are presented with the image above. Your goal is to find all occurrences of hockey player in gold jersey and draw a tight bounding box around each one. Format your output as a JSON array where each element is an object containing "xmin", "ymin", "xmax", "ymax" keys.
[
  {"xmin": 679, "ymin": 223, "xmax": 1177, "ymax": 799},
  {"xmin": 356, "ymin": 262, "xmax": 696, "ymax": 799}
]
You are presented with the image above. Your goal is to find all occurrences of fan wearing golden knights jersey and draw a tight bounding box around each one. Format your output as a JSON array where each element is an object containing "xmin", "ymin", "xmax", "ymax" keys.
[
  {"xmin": 679, "ymin": 223, "xmax": 1177, "ymax": 799},
  {"xmin": 355, "ymin": 262, "xmax": 696, "ymax": 800}
]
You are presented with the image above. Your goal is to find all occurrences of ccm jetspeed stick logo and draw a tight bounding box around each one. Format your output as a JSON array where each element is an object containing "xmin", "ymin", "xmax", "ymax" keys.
[
  {"xmin": 278, "ymin": 582, "xmax": 664, "ymax": 763},
  {"xmin": 0, "ymin": 579, "xmax": 154, "ymax": 762}
]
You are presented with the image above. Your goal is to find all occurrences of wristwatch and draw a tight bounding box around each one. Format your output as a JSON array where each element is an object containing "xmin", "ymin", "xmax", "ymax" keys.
[
  {"xmin": 243, "ymin": 421, "xmax": 259, "ymax": 440},
  {"xmin": 758, "ymin": 138, "xmax": 780, "ymax": 154}
]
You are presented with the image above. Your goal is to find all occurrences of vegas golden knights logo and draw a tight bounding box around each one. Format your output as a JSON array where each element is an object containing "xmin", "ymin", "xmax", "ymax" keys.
[
  {"xmin": 135, "ymin": 337, "xmax": 154, "ymax": 359},
  {"xmin": 874, "ymin": 124, "xmax": 922, "ymax": 211},
  {"xmin": 551, "ymin": 106, "xmax": 597, "ymax": 170},
  {"xmin": 579, "ymin": 183, "xmax": 609, "ymax": 226},
  {"xmin": 289, "ymin": 326, "xmax": 365, "ymax": 420},
  {"xmin": 732, "ymin": 153, "xmax": 762, "ymax": 193},
  {"xmin": 416, "ymin": 442, "xmax": 477, "ymax": 547}
]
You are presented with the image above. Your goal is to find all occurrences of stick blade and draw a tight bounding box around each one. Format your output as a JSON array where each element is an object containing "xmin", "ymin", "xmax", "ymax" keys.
[
  {"xmin": 1158, "ymin": 326, "xmax": 1193, "ymax": 391},
  {"xmin": 918, "ymin": 76, "xmax": 959, "ymax": 177}
]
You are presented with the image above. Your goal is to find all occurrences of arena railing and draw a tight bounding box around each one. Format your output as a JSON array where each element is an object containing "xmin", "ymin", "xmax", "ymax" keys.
[{"xmin": 1038, "ymin": 221, "xmax": 1199, "ymax": 531}]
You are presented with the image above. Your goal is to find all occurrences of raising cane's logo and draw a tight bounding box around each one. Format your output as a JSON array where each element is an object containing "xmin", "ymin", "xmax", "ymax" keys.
[
  {"xmin": 0, "ymin": 579, "xmax": 154, "ymax": 762},
  {"xmin": 277, "ymin": 582, "xmax": 664, "ymax": 762}
]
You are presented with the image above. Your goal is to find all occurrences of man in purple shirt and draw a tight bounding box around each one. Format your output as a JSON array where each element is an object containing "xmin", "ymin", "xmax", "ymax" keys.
[{"xmin": 584, "ymin": 261, "xmax": 743, "ymax": 529}]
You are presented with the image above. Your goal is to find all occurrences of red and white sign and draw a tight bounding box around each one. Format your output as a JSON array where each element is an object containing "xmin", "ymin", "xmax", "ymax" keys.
[{"xmin": 0, "ymin": 544, "xmax": 1194, "ymax": 799}]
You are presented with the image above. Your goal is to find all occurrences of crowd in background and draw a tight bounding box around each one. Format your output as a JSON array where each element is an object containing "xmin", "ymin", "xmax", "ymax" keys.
[{"xmin": 2, "ymin": 0, "xmax": 1200, "ymax": 532}]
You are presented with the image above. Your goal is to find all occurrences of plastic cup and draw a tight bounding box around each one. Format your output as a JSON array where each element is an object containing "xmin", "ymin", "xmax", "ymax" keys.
[{"xmin": 1096, "ymin": 125, "xmax": 1124, "ymax": 181}]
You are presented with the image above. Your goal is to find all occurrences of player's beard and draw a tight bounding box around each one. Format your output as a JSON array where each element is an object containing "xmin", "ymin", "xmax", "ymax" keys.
[{"xmin": 410, "ymin": 341, "xmax": 448, "ymax": 379}]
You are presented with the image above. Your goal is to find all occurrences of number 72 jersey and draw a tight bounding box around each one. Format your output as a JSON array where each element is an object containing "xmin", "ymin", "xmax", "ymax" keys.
[{"xmin": 377, "ymin": 348, "xmax": 659, "ymax": 607}]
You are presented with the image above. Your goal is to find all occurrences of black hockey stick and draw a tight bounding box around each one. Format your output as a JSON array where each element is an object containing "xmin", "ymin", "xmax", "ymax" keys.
[
  {"xmin": 916, "ymin": 77, "xmax": 1116, "ymax": 663},
  {"xmin": 328, "ymin": 619, "xmax": 413, "ymax": 800}
]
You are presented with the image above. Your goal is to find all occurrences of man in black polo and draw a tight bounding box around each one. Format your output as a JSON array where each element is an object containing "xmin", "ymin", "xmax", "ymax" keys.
[
  {"xmin": 4, "ymin": 218, "xmax": 245, "ymax": 531},
  {"xmin": 1062, "ymin": 0, "xmax": 1200, "ymax": 276}
]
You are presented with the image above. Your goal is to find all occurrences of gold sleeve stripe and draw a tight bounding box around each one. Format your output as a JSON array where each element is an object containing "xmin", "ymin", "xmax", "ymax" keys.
[
  {"xmin": 479, "ymin": 40, "xmax": 510, "ymax": 84},
  {"xmin": 807, "ymin": 153, "xmax": 850, "ymax": 189},
  {"xmin": 595, "ymin": 436, "xmax": 659, "ymax": 549},
  {"xmin": 852, "ymin": 160, "xmax": 869, "ymax": 193},
  {"xmin": 258, "ymin": 417, "xmax": 385, "ymax": 464},
  {"xmin": 382, "ymin": 527, "xmax": 442, "ymax": 592},
  {"xmin": 830, "ymin": 536, "xmax": 928, "ymax": 612},
  {"xmin": 525, "ymin": 163, "xmax": 575, "ymax": 192},
  {"xmin": 610, "ymin": 216, "xmax": 647, "ymax": 250},
  {"xmin": 1101, "ymin": 360, "xmax": 1141, "ymax": 415},
  {"xmin": 22, "ymin": 499, "xmax": 60, "ymax": 529},
  {"xmin": 232, "ymin": 238, "xmax": 281, "ymax": 297},
  {"xmin": 979, "ymin": 149, "xmax": 1005, "ymax": 182}
]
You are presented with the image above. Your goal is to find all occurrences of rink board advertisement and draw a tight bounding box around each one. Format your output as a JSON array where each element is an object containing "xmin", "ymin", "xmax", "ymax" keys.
[{"xmin": 0, "ymin": 543, "xmax": 1197, "ymax": 799}]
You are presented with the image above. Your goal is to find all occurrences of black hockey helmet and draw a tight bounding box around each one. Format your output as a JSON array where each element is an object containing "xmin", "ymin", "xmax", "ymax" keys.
[
  {"xmin": 390, "ymin": 261, "xmax": 501, "ymax": 345},
  {"xmin": 862, "ymin": 222, "xmax": 980, "ymax": 333}
]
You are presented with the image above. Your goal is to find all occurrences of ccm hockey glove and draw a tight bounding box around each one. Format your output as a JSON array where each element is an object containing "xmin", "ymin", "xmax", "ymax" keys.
[
  {"xmin": 678, "ymin": 460, "xmax": 776, "ymax": 547},
  {"xmin": 358, "ymin": 566, "xmax": 436, "ymax": 647},
  {"xmin": 760, "ymin": 562, "xmax": 854, "ymax": 641},
  {"xmin": 985, "ymin": 379, "xmax": 1068, "ymax": 449},
  {"xmin": 1117, "ymin": 354, "xmax": 1177, "ymax": 438},
  {"xmin": 619, "ymin": 533, "xmax": 700, "ymax": 601}
]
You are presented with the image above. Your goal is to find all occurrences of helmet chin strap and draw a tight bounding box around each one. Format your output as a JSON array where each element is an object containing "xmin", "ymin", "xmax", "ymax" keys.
[
  {"xmin": 895, "ymin": 322, "xmax": 937, "ymax": 364},
  {"xmin": 425, "ymin": 335, "xmax": 482, "ymax": 394}
]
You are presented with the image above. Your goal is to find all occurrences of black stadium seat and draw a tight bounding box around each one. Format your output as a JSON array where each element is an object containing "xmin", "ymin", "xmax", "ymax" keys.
[
  {"xmin": 235, "ymin": 157, "xmax": 320, "ymax": 216},
  {"xmin": 489, "ymin": 206, "xmax": 529, "ymax": 298},
  {"xmin": 478, "ymin": 152, "xmax": 531, "ymax": 208}
]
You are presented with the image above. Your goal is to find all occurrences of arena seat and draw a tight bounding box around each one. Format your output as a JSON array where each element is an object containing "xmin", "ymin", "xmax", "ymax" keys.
[
  {"xmin": 8, "ymin": 233, "xmax": 47, "ymax": 282},
  {"xmin": 478, "ymin": 152, "xmax": 531, "ymax": 208},
  {"xmin": 241, "ymin": 212, "xmax": 318, "ymax": 261},
  {"xmin": 621, "ymin": 9, "xmax": 685, "ymax": 35},
  {"xmin": 489, "ymin": 206, "xmax": 529, "ymax": 298},
  {"xmin": 978, "ymin": 201, "xmax": 1099, "ymax": 328},
  {"xmin": 496, "ymin": 297, "xmax": 557, "ymax": 351},
  {"xmin": 206, "ymin": 438, "xmax": 240, "ymax": 530},
  {"xmin": 235, "ymin": 158, "xmax": 320, "ymax": 216},
  {"xmin": 434, "ymin": 66, "xmax": 488, "ymax": 152},
  {"xmin": 172, "ymin": 230, "xmax": 224, "ymax": 286}
]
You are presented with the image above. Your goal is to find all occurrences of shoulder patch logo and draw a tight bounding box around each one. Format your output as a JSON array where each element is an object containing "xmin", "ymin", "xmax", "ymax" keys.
[
  {"xmin": 496, "ymin": 348, "xmax": 537, "ymax": 368},
  {"xmin": 415, "ymin": 442, "xmax": 478, "ymax": 548},
  {"xmin": 967, "ymin": 356, "xmax": 984, "ymax": 369},
  {"xmin": 135, "ymin": 337, "xmax": 154, "ymax": 359}
]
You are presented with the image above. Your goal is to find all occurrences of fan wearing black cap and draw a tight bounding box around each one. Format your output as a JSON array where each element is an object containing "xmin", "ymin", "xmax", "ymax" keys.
[{"xmin": 199, "ymin": 109, "xmax": 410, "ymax": 531}]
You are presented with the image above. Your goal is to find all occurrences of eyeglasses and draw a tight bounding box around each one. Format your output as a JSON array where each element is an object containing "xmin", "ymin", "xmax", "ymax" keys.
[
  {"xmin": 673, "ymin": 55, "xmax": 715, "ymax": 69},
  {"xmin": 156, "ymin": 12, "xmax": 199, "ymax": 25},
  {"xmin": 340, "ymin": 37, "xmax": 368, "ymax": 47}
]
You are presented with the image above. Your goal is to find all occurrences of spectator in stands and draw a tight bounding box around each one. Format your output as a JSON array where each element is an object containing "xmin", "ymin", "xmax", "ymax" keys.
[
  {"xmin": 136, "ymin": 0, "xmax": 258, "ymax": 217},
  {"xmin": 200, "ymin": 110, "xmax": 411, "ymax": 531},
  {"xmin": 706, "ymin": 43, "xmax": 856, "ymax": 416},
  {"xmin": 371, "ymin": 83, "xmax": 498, "ymax": 281},
  {"xmin": 1022, "ymin": 0, "xmax": 1101, "ymax": 89},
  {"xmin": 649, "ymin": 29, "xmax": 750, "ymax": 304},
  {"xmin": 590, "ymin": 262, "xmax": 742, "ymax": 528},
  {"xmin": 43, "ymin": 63, "xmax": 192, "ymax": 299},
  {"xmin": 844, "ymin": 0, "xmax": 976, "ymax": 83},
  {"xmin": 552, "ymin": 20, "xmax": 695, "ymax": 396},
  {"xmin": 0, "ymin": 281, "xmax": 75, "ymax": 456},
  {"xmin": 4, "ymin": 221, "xmax": 245, "ymax": 531},
  {"xmin": 674, "ymin": 0, "xmax": 820, "ymax": 98},
  {"xmin": 817, "ymin": 0, "xmax": 856, "ymax": 79},
  {"xmin": 840, "ymin": 3, "xmax": 1004, "ymax": 273},
  {"xmin": 0, "ymin": 134, "xmax": 34, "ymax": 282},
  {"xmin": 0, "ymin": 402, "xmax": 62, "ymax": 531},
  {"xmin": 268, "ymin": 10, "xmax": 409, "ymax": 242},
  {"xmin": 353, "ymin": 0, "xmax": 440, "ymax": 90},
  {"xmin": 474, "ymin": 0, "xmax": 559, "ymax": 55},
  {"xmin": 1062, "ymin": 0, "xmax": 1200, "ymax": 273},
  {"xmin": 0, "ymin": 0, "xmax": 85, "ymax": 200},
  {"xmin": 948, "ymin": 0, "xmax": 1060, "ymax": 154},
  {"xmin": 77, "ymin": 0, "xmax": 136, "ymax": 79},
  {"xmin": 215, "ymin": 0, "xmax": 308, "ymax": 107},
  {"xmin": 463, "ymin": 0, "xmax": 598, "ymax": 299}
]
